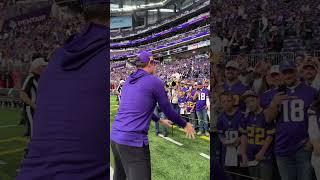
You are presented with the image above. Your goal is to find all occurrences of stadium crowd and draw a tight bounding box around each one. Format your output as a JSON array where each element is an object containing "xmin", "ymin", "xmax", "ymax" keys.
[
  {"xmin": 0, "ymin": 10, "xmax": 83, "ymax": 89},
  {"xmin": 210, "ymin": 0, "xmax": 320, "ymax": 55},
  {"xmin": 111, "ymin": 53, "xmax": 211, "ymax": 136},
  {"xmin": 110, "ymin": 0, "xmax": 209, "ymax": 38},
  {"xmin": 211, "ymin": 51, "xmax": 320, "ymax": 180},
  {"xmin": 111, "ymin": 25, "xmax": 209, "ymax": 59}
]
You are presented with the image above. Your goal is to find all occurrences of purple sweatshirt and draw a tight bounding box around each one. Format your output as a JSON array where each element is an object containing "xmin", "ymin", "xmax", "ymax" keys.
[
  {"xmin": 111, "ymin": 69, "xmax": 187, "ymax": 147},
  {"xmin": 16, "ymin": 23, "xmax": 109, "ymax": 180}
]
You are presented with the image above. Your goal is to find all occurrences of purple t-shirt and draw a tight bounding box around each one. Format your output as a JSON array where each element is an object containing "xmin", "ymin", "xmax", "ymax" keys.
[
  {"xmin": 217, "ymin": 109, "xmax": 243, "ymax": 166},
  {"xmin": 261, "ymin": 82, "xmax": 317, "ymax": 156},
  {"xmin": 111, "ymin": 69, "xmax": 187, "ymax": 147},
  {"xmin": 240, "ymin": 112, "xmax": 275, "ymax": 161},
  {"xmin": 196, "ymin": 88, "xmax": 209, "ymax": 111}
]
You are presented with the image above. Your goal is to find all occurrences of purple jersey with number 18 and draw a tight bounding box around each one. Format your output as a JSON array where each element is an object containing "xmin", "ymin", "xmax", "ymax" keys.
[{"xmin": 261, "ymin": 82, "xmax": 317, "ymax": 156}]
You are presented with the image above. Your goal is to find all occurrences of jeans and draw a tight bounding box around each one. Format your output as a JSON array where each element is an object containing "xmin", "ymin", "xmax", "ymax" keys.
[
  {"xmin": 248, "ymin": 161, "xmax": 273, "ymax": 180},
  {"xmin": 111, "ymin": 141, "xmax": 151, "ymax": 180},
  {"xmin": 196, "ymin": 109, "xmax": 208, "ymax": 132},
  {"xmin": 171, "ymin": 103, "xmax": 180, "ymax": 114},
  {"xmin": 154, "ymin": 107, "xmax": 168, "ymax": 136},
  {"xmin": 190, "ymin": 112, "xmax": 197, "ymax": 129},
  {"xmin": 311, "ymin": 153, "xmax": 320, "ymax": 180},
  {"xmin": 276, "ymin": 148, "xmax": 312, "ymax": 180}
]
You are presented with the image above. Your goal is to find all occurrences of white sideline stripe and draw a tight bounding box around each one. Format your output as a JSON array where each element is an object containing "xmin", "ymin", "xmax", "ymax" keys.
[
  {"xmin": 0, "ymin": 125, "xmax": 17, "ymax": 129},
  {"xmin": 111, "ymin": 104, "xmax": 118, "ymax": 107},
  {"xmin": 158, "ymin": 134, "xmax": 183, "ymax": 146},
  {"xmin": 199, "ymin": 153, "xmax": 210, "ymax": 160},
  {"xmin": 110, "ymin": 166, "xmax": 114, "ymax": 180},
  {"xmin": 0, "ymin": 160, "xmax": 7, "ymax": 165}
]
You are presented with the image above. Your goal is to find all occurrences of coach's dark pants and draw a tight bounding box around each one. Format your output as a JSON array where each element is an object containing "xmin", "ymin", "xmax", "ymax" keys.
[{"xmin": 111, "ymin": 141, "xmax": 151, "ymax": 180}]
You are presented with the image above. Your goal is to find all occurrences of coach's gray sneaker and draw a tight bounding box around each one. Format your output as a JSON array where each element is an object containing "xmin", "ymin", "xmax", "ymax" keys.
[
  {"xmin": 205, "ymin": 131, "xmax": 210, "ymax": 136},
  {"xmin": 197, "ymin": 131, "xmax": 202, "ymax": 135}
]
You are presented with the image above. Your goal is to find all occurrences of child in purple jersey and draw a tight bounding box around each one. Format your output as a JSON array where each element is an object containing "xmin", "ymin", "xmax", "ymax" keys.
[
  {"xmin": 264, "ymin": 60, "xmax": 317, "ymax": 180},
  {"xmin": 194, "ymin": 82, "xmax": 210, "ymax": 136},
  {"xmin": 240, "ymin": 90, "xmax": 275, "ymax": 180},
  {"xmin": 217, "ymin": 92, "xmax": 245, "ymax": 180},
  {"xmin": 178, "ymin": 91, "xmax": 187, "ymax": 115}
]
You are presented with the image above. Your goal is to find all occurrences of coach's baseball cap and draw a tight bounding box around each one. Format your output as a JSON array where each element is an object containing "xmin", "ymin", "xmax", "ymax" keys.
[
  {"xmin": 279, "ymin": 60, "xmax": 297, "ymax": 72},
  {"xmin": 30, "ymin": 58, "xmax": 48, "ymax": 71},
  {"xmin": 225, "ymin": 60, "xmax": 240, "ymax": 69},
  {"xmin": 80, "ymin": 0, "xmax": 109, "ymax": 6},
  {"xmin": 137, "ymin": 51, "xmax": 153, "ymax": 63},
  {"xmin": 269, "ymin": 65, "xmax": 280, "ymax": 74}
]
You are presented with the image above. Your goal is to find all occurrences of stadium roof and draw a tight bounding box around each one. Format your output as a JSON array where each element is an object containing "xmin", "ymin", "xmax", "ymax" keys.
[{"xmin": 111, "ymin": 0, "xmax": 176, "ymax": 12}]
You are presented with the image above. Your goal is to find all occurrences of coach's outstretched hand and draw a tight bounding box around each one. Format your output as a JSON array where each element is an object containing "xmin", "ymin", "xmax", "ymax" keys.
[
  {"xmin": 159, "ymin": 119, "xmax": 173, "ymax": 128},
  {"xmin": 184, "ymin": 122, "xmax": 195, "ymax": 139}
]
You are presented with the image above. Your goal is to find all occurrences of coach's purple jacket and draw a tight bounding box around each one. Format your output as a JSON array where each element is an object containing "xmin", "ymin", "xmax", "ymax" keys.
[
  {"xmin": 111, "ymin": 69, "xmax": 187, "ymax": 147},
  {"xmin": 16, "ymin": 23, "xmax": 109, "ymax": 180}
]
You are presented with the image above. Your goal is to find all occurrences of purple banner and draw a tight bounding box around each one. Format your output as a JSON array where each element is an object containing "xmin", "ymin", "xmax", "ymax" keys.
[{"xmin": 2, "ymin": 6, "xmax": 51, "ymax": 31}]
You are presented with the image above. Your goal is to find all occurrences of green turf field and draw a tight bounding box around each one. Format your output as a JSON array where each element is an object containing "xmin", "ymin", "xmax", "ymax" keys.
[
  {"xmin": 110, "ymin": 96, "xmax": 210, "ymax": 180},
  {"xmin": 0, "ymin": 96, "xmax": 210, "ymax": 180},
  {"xmin": 0, "ymin": 109, "xmax": 27, "ymax": 180}
]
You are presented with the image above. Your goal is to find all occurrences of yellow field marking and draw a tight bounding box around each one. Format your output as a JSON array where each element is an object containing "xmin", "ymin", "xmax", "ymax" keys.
[
  {"xmin": 0, "ymin": 137, "xmax": 19, "ymax": 143},
  {"xmin": 0, "ymin": 137, "xmax": 28, "ymax": 144},
  {"xmin": 0, "ymin": 148, "xmax": 25, "ymax": 156}
]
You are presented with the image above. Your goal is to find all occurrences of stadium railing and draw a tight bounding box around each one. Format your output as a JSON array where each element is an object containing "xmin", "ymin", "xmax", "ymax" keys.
[{"xmin": 225, "ymin": 51, "xmax": 319, "ymax": 66}]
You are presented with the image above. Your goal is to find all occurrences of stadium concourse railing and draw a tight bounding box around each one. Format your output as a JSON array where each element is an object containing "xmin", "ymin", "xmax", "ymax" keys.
[{"xmin": 225, "ymin": 50, "xmax": 320, "ymax": 66}]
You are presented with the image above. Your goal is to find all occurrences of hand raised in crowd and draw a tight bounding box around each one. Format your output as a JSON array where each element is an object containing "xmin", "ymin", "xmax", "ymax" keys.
[{"xmin": 270, "ymin": 92, "xmax": 297, "ymax": 107}]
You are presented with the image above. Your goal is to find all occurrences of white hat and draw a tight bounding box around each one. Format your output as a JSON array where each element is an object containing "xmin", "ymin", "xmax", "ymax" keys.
[
  {"xmin": 225, "ymin": 61, "xmax": 240, "ymax": 69},
  {"xmin": 269, "ymin": 65, "xmax": 280, "ymax": 74},
  {"xmin": 30, "ymin": 58, "xmax": 48, "ymax": 72}
]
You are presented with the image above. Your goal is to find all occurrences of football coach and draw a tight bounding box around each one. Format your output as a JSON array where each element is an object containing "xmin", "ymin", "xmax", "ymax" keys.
[
  {"xmin": 16, "ymin": 0, "xmax": 109, "ymax": 179},
  {"xmin": 110, "ymin": 51, "xmax": 196, "ymax": 180}
]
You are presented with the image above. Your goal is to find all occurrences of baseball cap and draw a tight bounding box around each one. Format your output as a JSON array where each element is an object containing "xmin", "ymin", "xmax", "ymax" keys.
[
  {"xmin": 242, "ymin": 90, "xmax": 258, "ymax": 100},
  {"xmin": 279, "ymin": 60, "xmax": 297, "ymax": 72},
  {"xmin": 302, "ymin": 60, "xmax": 318, "ymax": 69},
  {"xmin": 136, "ymin": 51, "xmax": 153, "ymax": 64},
  {"xmin": 80, "ymin": 0, "xmax": 109, "ymax": 6},
  {"xmin": 225, "ymin": 61, "xmax": 240, "ymax": 69},
  {"xmin": 30, "ymin": 58, "xmax": 48, "ymax": 72},
  {"xmin": 269, "ymin": 65, "xmax": 280, "ymax": 74}
]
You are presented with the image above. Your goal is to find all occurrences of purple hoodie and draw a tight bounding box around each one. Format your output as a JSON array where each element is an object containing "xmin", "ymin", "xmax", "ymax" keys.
[
  {"xmin": 111, "ymin": 69, "xmax": 187, "ymax": 147},
  {"xmin": 16, "ymin": 23, "xmax": 109, "ymax": 180}
]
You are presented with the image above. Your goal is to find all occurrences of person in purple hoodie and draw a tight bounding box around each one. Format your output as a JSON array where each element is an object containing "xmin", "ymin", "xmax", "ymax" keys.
[
  {"xmin": 110, "ymin": 51, "xmax": 195, "ymax": 180},
  {"xmin": 16, "ymin": 1, "xmax": 109, "ymax": 179}
]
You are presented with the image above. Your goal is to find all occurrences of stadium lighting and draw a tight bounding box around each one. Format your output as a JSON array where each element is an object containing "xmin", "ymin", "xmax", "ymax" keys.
[{"xmin": 111, "ymin": 0, "xmax": 171, "ymax": 12}]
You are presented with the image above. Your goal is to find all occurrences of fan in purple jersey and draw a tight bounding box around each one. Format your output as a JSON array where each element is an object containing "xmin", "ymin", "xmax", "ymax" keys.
[
  {"xmin": 193, "ymin": 81, "xmax": 210, "ymax": 136},
  {"xmin": 217, "ymin": 91, "xmax": 244, "ymax": 180},
  {"xmin": 178, "ymin": 91, "xmax": 187, "ymax": 115},
  {"xmin": 223, "ymin": 60, "xmax": 249, "ymax": 109},
  {"xmin": 263, "ymin": 59, "xmax": 317, "ymax": 180},
  {"xmin": 240, "ymin": 90, "xmax": 275, "ymax": 180}
]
